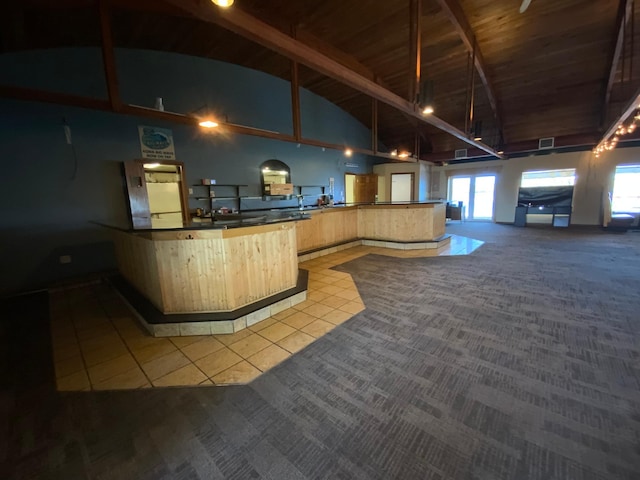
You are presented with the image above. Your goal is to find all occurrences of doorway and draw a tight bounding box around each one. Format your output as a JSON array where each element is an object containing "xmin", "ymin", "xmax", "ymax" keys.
[
  {"xmin": 123, "ymin": 160, "xmax": 189, "ymax": 229},
  {"xmin": 449, "ymin": 174, "xmax": 496, "ymax": 220},
  {"xmin": 345, "ymin": 173, "xmax": 356, "ymax": 204},
  {"xmin": 391, "ymin": 173, "xmax": 414, "ymax": 202},
  {"xmin": 345, "ymin": 173, "xmax": 378, "ymax": 204}
]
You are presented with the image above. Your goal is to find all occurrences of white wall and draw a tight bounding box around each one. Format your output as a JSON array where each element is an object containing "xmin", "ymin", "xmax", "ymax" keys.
[
  {"xmin": 433, "ymin": 147, "xmax": 640, "ymax": 225},
  {"xmin": 373, "ymin": 162, "xmax": 430, "ymax": 202}
]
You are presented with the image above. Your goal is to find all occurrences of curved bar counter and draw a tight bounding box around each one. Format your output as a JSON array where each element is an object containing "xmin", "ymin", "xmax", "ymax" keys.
[
  {"xmin": 106, "ymin": 202, "xmax": 446, "ymax": 335},
  {"xmin": 112, "ymin": 222, "xmax": 299, "ymax": 315},
  {"xmin": 295, "ymin": 201, "xmax": 447, "ymax": 254}
]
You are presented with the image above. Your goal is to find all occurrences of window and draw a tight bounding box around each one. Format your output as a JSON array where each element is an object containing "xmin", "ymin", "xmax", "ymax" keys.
[
  {"xmin": 520, "ymin": 169, "xmax": 575, "ymax": 187},
  {"xmin": 611, "ymin": 165, "xmax": 640, "ymax": 213}
]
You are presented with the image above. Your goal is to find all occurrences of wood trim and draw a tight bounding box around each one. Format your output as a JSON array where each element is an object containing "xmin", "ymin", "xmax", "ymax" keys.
[
  {"xmin": 0, "ymin": 84, "xmax": 418, "ymax": 162},
  {"xmin": 0, "ymin": 85, "xmax": 111, "ymax": 110},
  {"xmin": 123, "ymin": 160, "xmax": 151, "ymax": 229},
  {"xmin": 602, "ymin": 0, "xmax": 634, "ymax": 127},
  {"xmin": 290, "ymin": 60, "xmax": 301, "ymax": 141},
  {"xmin": 372, "ymin": 99, "xmax": 378, "ymax": 153},
  {"xmin": 596, "ymin": 87, "xmax": 640, "ymax": 151},
  {"xmin": 409, "ymin": 0, "xmax": 421, "ymax": 104},
  {"xmin": 162, "ymin": 0, "xmax": 504, "ymax": 158},
  {"xmin": 434, "ymin": 0, "xmax": 502, "ymax": 132},
  {"xmin": 98, "ymin": 0, "xmax": 122, "ymax": 111}
]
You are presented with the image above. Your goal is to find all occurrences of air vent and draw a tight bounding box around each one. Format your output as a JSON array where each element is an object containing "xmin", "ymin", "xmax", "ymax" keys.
[
  {"xmin": 539, "ymin": 137, "xmax": 555, "ymax": 149},
  {"xmin": 454, "ymin": 148, "xmax": 468, "ymax": 159}
]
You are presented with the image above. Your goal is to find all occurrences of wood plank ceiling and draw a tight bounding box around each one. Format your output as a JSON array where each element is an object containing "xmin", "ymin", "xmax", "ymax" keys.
[{"xmin": 2, "ymin": 0, "xmax": 638, "ymax": 161}]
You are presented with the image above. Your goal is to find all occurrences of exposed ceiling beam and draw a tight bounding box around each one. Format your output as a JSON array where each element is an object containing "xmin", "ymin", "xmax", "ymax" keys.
[
  {"xmin": 162, "ymin": 0, "xmax": 504, "ymax": 159},
  {"xmin": 423, "ymin": 133, "xmax": 600, "ymax": 163},
  {"xmin": 409, "ymin": 0, "xmax": 421, "ymax": 104},
  {"xmin": 595, "ymin": 86, "xmax": 640, "ymax": 152},
  {"xmin": 434, "ymin": 0, "xmax": 503, "ymax": 135},
  {"xmin": 98, "ymin": 0, "xmax": 122, "ymax": 111},
  {"xmin": 601, "ymin": 0, "xmax": 634, "ymax": 127},
  {"xmin": 295, "ymin": 28, "xmax": 433, "ymax": 150}
]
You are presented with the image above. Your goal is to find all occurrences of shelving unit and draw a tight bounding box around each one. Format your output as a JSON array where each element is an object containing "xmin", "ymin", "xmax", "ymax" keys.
[
  {"xmin": 191, "ymin": 184, "xmax": 248, "ymax": 213},
  {"xmin": 295, "ymin": 185, "xmax": 328, "ymax": 196}
]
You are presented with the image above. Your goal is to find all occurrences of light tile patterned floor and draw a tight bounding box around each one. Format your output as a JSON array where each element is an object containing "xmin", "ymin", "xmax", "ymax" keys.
[{"xmin": 49, "ymin": 236, "xmax": 483, "ymax": 391}]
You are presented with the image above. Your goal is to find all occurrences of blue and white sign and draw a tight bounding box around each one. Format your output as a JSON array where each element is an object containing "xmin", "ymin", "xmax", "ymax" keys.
[{"xmin": 138, "ymin": 126, "xmax": 176, "ymax": 160}]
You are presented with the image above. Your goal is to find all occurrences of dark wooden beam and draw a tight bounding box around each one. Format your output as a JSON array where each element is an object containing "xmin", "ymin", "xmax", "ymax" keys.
[
  {"xmin": 162, "ymin": 0, "xmax": 504, "ymax": 159},
  {"xmin": 409, "ymin": 0, "xmax": 421, "ymax": 104},
  {"xmin": 290, "ymin": 60, "xmax": 301, "ymax": 141},
  {"xmin": 434, "ymin": 0, "xmax": 502, "ymax": 134},
  {"xmin": 98, "ymin": 0, "xmax": 122, "ymax": 111},
  {"xmin": 372, "ymin": 99, "xmax": 378, "ymax": 153},
  {"xmin": 0, "ymin": 85, "xmax": 111, "ymax": 111},
  {"xmin": 596, "ymin": 86, "xmax": 640, "ymax": 151},
  {"xmin": 0, "ymin": 84, "xmax": 415, "ymax": 162},
  {"xmin": 601, "ymin": 0, "xmax": 634, "ymax": 128},
  {"xmin": 296, "ymin": 28, "xmax": 433, "ymax": 152}
]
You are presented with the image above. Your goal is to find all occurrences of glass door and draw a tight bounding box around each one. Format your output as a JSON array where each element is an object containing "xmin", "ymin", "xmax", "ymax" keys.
[
  {"xmin": 449, "ymin": 174, "xmax": 496, "ymax": 221},
  {"xmin": 472, "ymin": 175, "xmax": 496, "ymax": 219},
  {"xmin": 450, "ymin": 177, "xmax": 471, "ymax": 219}
]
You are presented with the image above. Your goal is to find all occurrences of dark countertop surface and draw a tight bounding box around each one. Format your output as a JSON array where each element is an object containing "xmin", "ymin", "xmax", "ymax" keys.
[
  {"xmin": 97, "ymin": 201, "xmax": 445, "ymax": 233},
  {"xmin": 97, "ymin": 210, "xmax": 311, "ymax": 233}
]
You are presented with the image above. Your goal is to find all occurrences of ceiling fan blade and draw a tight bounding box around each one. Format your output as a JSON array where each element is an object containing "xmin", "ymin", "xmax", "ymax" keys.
[{"xmin": 520, "ymin": 0, "xmax": 532, "ymax": 13}]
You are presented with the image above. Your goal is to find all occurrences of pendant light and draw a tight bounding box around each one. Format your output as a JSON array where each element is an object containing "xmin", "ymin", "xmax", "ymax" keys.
[{"xmin": 419, "ymin": 79, "xmax": 435, "ymax": 115}]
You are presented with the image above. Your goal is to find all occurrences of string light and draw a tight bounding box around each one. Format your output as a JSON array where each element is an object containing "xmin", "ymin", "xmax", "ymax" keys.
[{"xmin": 594, "ymin": 109, "xmax": 640, "ymax": 158}]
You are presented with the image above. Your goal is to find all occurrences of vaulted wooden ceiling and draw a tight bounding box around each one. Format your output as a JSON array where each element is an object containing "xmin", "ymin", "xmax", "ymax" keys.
[{"xmin": 2, "ymin": 0, "xmax": 639, "ymax": 161}]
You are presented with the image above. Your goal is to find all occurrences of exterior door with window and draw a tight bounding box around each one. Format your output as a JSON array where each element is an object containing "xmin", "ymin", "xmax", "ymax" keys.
[{"xmin": 449, "ymin": 175, "xmax": 496, "ymax": 220}]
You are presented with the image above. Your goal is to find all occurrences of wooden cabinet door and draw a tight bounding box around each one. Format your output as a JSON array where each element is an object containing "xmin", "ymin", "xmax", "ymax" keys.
[
  {"xmin": 123, "ymin": 160, "xmax": 151, "ymax": 229},
  {"xmin": 354, "ymin": 174, "xmax": 378, "ymax": 203}
]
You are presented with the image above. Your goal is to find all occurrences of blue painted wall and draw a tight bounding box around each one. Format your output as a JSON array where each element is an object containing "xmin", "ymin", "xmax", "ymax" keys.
[{"xmin": 0, "ymin": 48, "xmax": 380, "ymax": 294}]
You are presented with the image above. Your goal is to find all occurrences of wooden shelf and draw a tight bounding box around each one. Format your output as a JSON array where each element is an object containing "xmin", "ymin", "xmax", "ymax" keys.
[
  {"xmin": 295, "ymin": 185, "xmax": 328, "ymax": 196},
  {"xmin": 190, "ymin": 184, "xmax": 249, "ymax": 212}
]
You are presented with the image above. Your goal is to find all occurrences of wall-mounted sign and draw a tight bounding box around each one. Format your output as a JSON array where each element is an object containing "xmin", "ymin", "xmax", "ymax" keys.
[
  {"xmin": 345, "ymin": 162, "xmax": 360, "ymax": 168},
  {"xmin": 138, "ymin": 126, "xmax": 176, "ymax": 160}
]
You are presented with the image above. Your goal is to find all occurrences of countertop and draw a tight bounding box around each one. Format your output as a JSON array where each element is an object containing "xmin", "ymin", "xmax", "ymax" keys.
[
  {"xmin": 96, "ymin": 210, "xmax": 311, "ymax": 233},
  {"xmin": 98, "ymin": 201, "xmax": 445, "ymax": 233}
]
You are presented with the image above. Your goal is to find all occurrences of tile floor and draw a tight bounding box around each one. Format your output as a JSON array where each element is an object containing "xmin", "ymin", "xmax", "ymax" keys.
[{"xmin": 49, "ymin": 235, "xmax": 483, "ymax": 391}]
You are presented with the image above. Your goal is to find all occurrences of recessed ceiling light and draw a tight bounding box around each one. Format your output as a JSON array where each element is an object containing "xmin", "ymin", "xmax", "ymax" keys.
[
  {"xmin": 344, "ymin": 148, "xmax": 353, "ymax": 157},
  {"xmin": 211, "ymin": 0, "xmax": 234, "ymax": 7}
]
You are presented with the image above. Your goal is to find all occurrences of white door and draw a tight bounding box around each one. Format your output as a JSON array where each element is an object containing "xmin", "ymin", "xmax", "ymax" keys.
[
  {"xmin": 449, "ymin": 175, "xmax": 496, "ymax": 220},
  {"xmin": 391, "ymin": 173, "xmax": 413, "ymax": 202},
  {"xmin": 345, "ymin": 174, "xmax": 356, "ymax": 204},
  {"xmin": 472, "ymin": 176, "xmax": 496, "ymax": 219},
  {"xmin": 450, "ymin": 177, "xmax": 471, "ymax": 219}
]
